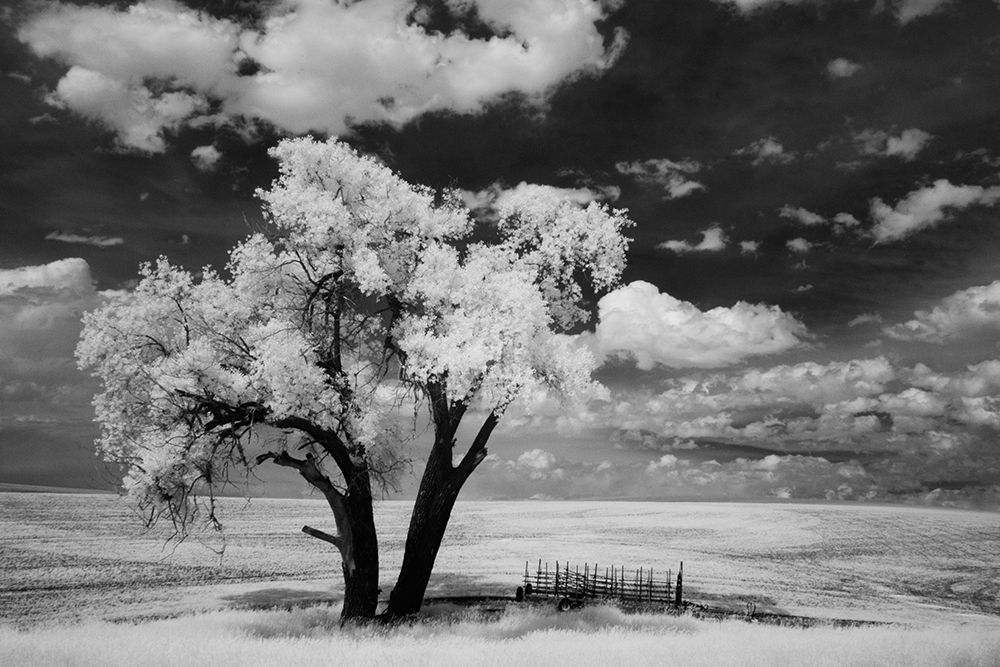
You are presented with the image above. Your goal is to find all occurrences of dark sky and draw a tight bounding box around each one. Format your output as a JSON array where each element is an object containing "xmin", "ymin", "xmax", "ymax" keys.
[{"xmin": 2, "ymin": 0, "xmax": 1000, "ymax": 507}]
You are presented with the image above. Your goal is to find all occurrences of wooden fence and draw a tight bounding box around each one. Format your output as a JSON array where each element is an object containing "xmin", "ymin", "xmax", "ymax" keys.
[{"xmin": 521, "ymin": 560, "xmax": 684, "ymax": 607}]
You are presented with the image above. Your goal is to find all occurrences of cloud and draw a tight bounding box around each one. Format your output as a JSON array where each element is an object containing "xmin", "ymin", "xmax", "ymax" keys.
[
  {"xmin": 658, "ymin": 225, "xmax": 728, "ymax": 254},
  {"xmin": 20, "ymin": 0, "xmax": 627, "ymax": 151},
  {"xmin": 516, "ymin": 448, "xmax": 557, "ymax": 472},
  {"xmin": 714, "ymin": 0, "xmax": 953, "ymax": 23},
  {"xmin": 45, "ymin": 231, "xmax": 124, "ymax": 247},
  {"xmin": 45, "ymin": 66, "xmax": 205, "ymax": 153},
  {"xmin": 847, "ymin": 312, "xmax": 883, "ymax": 327},
  {"xmin": 885, "ymin": 280, "xmax": 1000, "ymax": 342},
  {"xmin": 492, "ymin": 353, "xmax": 1000, "ymax": 506},
  {"xmin": 191, "ymin": 144, "xmax": 223, "ymax": 172},
  {"xmin": 589, "ymin": 280, "xmax": 808, "ymax": 369},
  {"xmin": 0, "ymin": 258, "xmax": 93, "ymax": 295},
  {"xmin": 779, "ymin": 205, "xmax": 825, "ymax": 226},
  {"xmin": 832, "ymin": 212, "xmax": 860, "ymax": 228},
  {"xmin": 739, "ymin": 240, "xmax": 760, "ymax": 255},
  {"xmin": 0, "ymin": 259, "xmax": 108, "ymax": 423},
  {"xmin": 884, "ymin": 128, "xmax": 933, "ymax": 160},
  {"xmin": 826, "ymin": 57, "xmax": 861, "ymax": 78},
  {"xmin": 854, "ymin": 128, "xmax": 932, "ymax": 162},
  {"xmin": 461, "ymin": 181, "xmax": 616, "ymax": 218},
  {"xmin": 786, "ymin": 237, "xmax": 812, "ymax": 253},
  {"xmin": 602, "ymin": 354, "xmax": 1000, "ymax": 445},
  {"xmin": 893, "ymin": 0, "xmax": 953, "ymax": 23},
  {"xmin": 869, "ymin": 179, "xmax": 1000, "ymax": 243},
  {"xmin": 734, "ymin": 136, "xmax": 794, "ymax": 166},
  {"xmin": 615, "ymin": 158, "xmax": 705, "ymax": 199}
]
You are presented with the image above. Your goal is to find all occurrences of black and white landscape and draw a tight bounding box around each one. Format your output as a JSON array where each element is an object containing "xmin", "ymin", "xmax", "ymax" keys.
[{"xmin": 1, "ymin": 0, "xmax": 1000, "ymax": 663}]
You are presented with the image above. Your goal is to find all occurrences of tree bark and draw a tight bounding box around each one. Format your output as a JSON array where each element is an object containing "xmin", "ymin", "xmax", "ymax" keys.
[
  {"xmin": 337, "ymin": 467, "xmax": 380, "ymax": 621},
  {"xmin": 384, "ymin": 436, "xmax": 462, "ymax": 617},
  {"xmin": 385, "ymin": 412, "xmax": 497, "ymax": 617},
  {"xmin": 267, "ymin": 446, "xmax": 380, "ymax": 621}
]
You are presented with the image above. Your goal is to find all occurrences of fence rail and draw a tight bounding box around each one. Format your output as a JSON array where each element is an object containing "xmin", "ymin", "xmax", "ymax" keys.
[{"xmin": 521, "ymin": 560, "xmax": 684, "ymax": 606}]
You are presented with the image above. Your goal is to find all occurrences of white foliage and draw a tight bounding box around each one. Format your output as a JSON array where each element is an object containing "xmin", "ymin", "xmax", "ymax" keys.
[{"xmin": 77, "ymin": 137, "xmax": 631, "ymax": 523}]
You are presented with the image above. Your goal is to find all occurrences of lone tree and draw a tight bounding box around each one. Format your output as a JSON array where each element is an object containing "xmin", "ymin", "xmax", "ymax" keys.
[{"xmin": 76, "ymin": 137, "xmax": 631, "ymax": 620}]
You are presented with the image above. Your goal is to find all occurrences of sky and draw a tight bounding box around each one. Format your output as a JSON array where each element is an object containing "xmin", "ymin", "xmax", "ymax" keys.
[{"xmin": 2, "ymin": 0, "xmax": 1000, "ymax": 507}]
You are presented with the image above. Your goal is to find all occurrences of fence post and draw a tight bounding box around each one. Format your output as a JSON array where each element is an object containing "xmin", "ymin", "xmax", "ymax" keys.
[{"xmin": 674, "ymin": 561, "xmax": 683, "ymax": 606}]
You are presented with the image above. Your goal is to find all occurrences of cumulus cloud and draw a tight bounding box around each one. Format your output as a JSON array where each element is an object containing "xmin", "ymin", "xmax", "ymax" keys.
[
  {"xmin": 0, "ymin": 258, "xmax": 93, "ymax": 295},
  {"xmin": 615, "ymin": 158, "xmax": 705, "ymax": 199},
  {"xmin": 469, "ymin": 444, "xmax": 879, "ymax": 501},
  {"xmin": 19, "ymin": 0, "xmax": 626, "ymax": 152},
  {"xmin": 461, "ymin": 181, "xmax": 616, "ymax": 220},
  {"xmin": 516, "ymin": 448, "xmax": 558, "ymax": 472},
  {"xmin": 734, "ymin": 136, "xmax": 794, "ymax": 166},
  {"xmin": 779, "ymin": 205, "xmax": 825, "ymax": 226},
  {"xmin": 739, "ymin": 240, "xmax": 760, "ymax": 255},
  {"xmin": 46, "ymin": 66, "xmax": 205, "ymax": 153},
  {"xmin": 45, "ymin": 231, "xmax": 124, "ymax": 247},
  {"xmin": 786, "ymin": 237, "xmax": 812, "ymax": 253},
  {"xmin": 826, "ymin": 57, "xmax": 861, "ymax": 78},
  {"xmin": 589, "ymin": 280, "xmax": 808, "ymax": 369},
  {"xmin": 885, "ymin": 128, "xmax": 933, "ymax": 160},
  {"xmin": 190, "ymin": 144, "xmax": 223, "ymax": 172},
  {"xmin": 601, "ymin": 354, "xmax": 1000, "ymax": 446},
  {"xmin": 869, "ymin": 179, "xmax": 1000, "ymax": 243},
  {"xmin": 491, "ymin": 352, "xmax": 1000, "ymax": 505},
  {"xmin": 832, "ymin": 212, "xmax": 860, "ymax": 228},
  {"xmin": 854, "ymin": 128, "xmax": 932, "ymax": 162},
  {"xmin": 885, "ymin": 280, "xmax": 1000, "ymax": 342},
  {"xmin": 658, "ymin": 225, "xmax": 728, "ymax": 254}
]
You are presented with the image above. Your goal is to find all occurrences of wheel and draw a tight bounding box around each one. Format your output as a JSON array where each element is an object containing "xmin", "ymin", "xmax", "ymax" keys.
[{"xmin": 557, "ymin": 598, "xmax": 573, "ymax": 612}]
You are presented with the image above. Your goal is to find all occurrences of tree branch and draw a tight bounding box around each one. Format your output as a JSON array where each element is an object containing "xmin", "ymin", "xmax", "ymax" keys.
[
  {"xmin": 270, "ymin": 416, "xmax": 355, "ymax": 479},
  {"xmin": 302, "ymin": 524, "xmax": 343, "ymax": 549},
  {"xmin": 258, "ymin": 450, "xmax": 344, "ymax": 501},
  {"xmin": 453, "ymin": 411, "xmax": 500, "ymax": 482}
]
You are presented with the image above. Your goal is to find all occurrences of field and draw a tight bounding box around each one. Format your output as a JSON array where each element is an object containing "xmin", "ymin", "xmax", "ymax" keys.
[{"xmin": 2, "ymin": 493, "xmax": 1000, "ymax": 665}]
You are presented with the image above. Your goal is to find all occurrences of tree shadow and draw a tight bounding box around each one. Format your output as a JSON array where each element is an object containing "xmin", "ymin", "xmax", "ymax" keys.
[{"xmin": 223, "ymin": 587, "xmax": 341, "ymax": 611}]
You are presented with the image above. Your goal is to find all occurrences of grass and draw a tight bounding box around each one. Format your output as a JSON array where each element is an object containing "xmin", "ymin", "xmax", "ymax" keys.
[{"xmin": 2, "ymin": 604, "xmax": 999, "ymax": 667}]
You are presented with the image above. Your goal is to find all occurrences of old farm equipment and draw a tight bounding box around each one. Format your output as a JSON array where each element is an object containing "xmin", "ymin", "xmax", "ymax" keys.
[{"xmin": 518, "ymin": 560, "xmax": 685, "ymax": 611}]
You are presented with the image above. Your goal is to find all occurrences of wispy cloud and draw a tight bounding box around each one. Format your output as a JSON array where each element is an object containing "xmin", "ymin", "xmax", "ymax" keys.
[
  {"xmin": 714, "ymin": 0, "xmax": 955, "ymax": 24},
  {"xmin": 45, "ymin": 231, "xmax": 124, "ymax": 247},
  {"xmin": 658, "ymin": 225, "xmax": 728, "ymax": 254},
  {"xmin": 615, "ymin": 157, "xmax": 705, "ymax": 199},
  {"xmin": 734, "ymin": 136, "xmax": 794, "ymax": 166}
]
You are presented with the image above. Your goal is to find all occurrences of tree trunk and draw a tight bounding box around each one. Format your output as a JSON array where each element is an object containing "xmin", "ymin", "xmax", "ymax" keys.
[
  {"xmin": 384, "ymin": 436, "xmax": 465, "ymax": 617},
  {"xmin": 337, "ymin": 469, "xmax": 380, "ymax": 621}
]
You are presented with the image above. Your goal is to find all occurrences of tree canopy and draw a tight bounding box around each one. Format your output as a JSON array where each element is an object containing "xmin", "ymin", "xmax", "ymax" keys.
[{"xmin": 77, "ymin": 136, "xmax": 632, "ymax": 619}]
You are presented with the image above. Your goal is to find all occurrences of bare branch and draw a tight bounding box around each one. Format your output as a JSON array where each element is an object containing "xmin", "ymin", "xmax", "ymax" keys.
[{"xmin": 302, "ymin": 524, "xmax": 343, "ymax": 549}]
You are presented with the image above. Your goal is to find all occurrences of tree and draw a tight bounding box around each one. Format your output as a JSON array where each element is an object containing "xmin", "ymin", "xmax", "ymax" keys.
[{"xmin": 76, "ymin": 137, "xmax": 631, "ymax": 621}]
